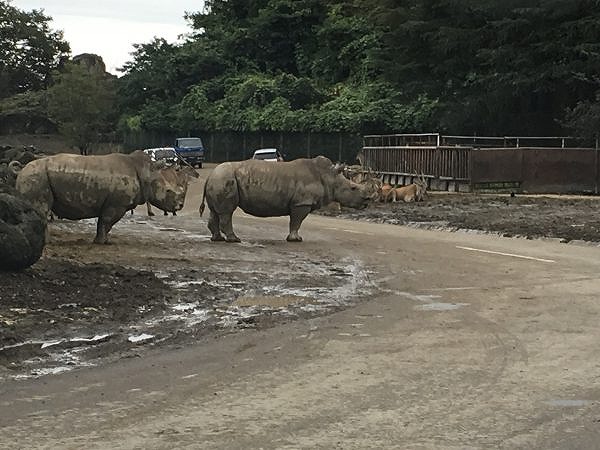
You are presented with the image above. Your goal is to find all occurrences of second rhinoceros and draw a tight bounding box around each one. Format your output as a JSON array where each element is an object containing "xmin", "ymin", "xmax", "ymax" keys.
[{"xmin": 199, "ymin": 156, "xmax": 371, "ymax": 242}]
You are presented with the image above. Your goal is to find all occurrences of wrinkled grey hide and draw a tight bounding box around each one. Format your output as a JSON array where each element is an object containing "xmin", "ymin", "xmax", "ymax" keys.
[
  {"xmin": 16, "ymin": 151, "xmax": 191, "ymax": 244},
  {"xmin": 200, "ymin": 156, "xmax": 370, "ymax": 242}
]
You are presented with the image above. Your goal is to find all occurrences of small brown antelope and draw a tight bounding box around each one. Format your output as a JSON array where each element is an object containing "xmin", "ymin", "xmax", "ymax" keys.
[
  {"xmin": 390, "ymin": 174, "xmax": 428, "ymax": 203},
  {"xmin": 378, "ymin": 183, "xmax": 395, "ymax": 202}
]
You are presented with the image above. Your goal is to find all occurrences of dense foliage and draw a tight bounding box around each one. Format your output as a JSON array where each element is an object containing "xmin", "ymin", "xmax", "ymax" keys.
[
  {"xmin": 47, "ymin": 63, "xmax": 117, "ymax": 154},
  {"xmin": 2, "ymin": 0, "xmax": 600, "ymax": 139},
  {"xmin": 117, "ymin": 0, "xmax": 600, "ymax": 137},
  {"xmin": 0, "ymin": 0, "xmax": 69, "ymax": 98}
]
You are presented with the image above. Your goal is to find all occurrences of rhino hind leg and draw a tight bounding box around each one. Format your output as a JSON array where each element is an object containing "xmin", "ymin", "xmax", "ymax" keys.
[
  {"xmin": 219, "ymin": 212, "xmax": 241, "ymax": 243},
  {"xmin": 208, "ymin": 210, "xmax": 225, "ymax": 241},
  {"xmin": 287, "ymin": 206, "xmax": 311, "ymax": 242}
]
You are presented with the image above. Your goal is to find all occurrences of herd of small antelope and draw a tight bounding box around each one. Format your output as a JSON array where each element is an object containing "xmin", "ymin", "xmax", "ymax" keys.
[
  {"xmin": 344, "ymin": 166, "xmax": 429, "ymax": 204},
  {"xmin": 376, "ymin": 176, "xmax": 428, "ymax": 203}
]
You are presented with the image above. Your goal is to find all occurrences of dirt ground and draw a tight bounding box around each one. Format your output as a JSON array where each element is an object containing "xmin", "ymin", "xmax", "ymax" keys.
[
  {"xmin": 2, "ymin": 169, "xmax": 600, "ymax": 381},
  {"xmin": 334, "ymin": 193, "xmax": 600, "ymax": 243}
]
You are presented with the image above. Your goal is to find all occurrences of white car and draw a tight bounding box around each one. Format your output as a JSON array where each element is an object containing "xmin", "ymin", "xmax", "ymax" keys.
[
  {"xmin": 252, "ymin": 148, "xmax": 284, "ymax": 162},
  {"xmin": 143, "ymin": 147, "xmax": 179, "ymax": 165}
]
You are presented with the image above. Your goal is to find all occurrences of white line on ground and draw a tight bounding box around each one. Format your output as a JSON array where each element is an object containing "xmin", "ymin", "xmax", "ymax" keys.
[
  {"xmin": 456, "ymin": 246, "xmax": 556, "ymax": 263},
  {"xmin": 424, "ymin": 287, "xmax": 479, "ymax": 291},
  {"xmin": 324, "ymin": 226, "xmax": 373, "ymax": 236},
  {"xmin": 342, "ymin": 229, "xmax": 373, "ymax": 235}
]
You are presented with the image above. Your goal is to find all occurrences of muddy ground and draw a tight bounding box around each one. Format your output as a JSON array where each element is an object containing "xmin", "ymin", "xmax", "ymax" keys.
[
  {"xmin": 1, "ymin": 185, "xmax": 600, "ymax": 381},
  {"xmin": 336, "ymin": 193, "xmax": 600, "ymax": 243}
]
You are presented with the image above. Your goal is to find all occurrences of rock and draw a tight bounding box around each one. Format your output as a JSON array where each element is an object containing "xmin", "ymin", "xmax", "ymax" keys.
[
  {"xmin": 0, "ymin": 147, "xmax": 35, "ymax": 165},
  {"xmin": 0, "ymin": 184, "xmax": 46, "ymax": 271},
  {"xmin": 0, "ymin": 147, "xmax": 19, "ymax": 163},
  {"xmin": 15, "ymin": 150, "xmax": 35, "ymax": 165},
  {"xmin": 0, "ymin": 162, "xmax": 18, "ymax": 187}
]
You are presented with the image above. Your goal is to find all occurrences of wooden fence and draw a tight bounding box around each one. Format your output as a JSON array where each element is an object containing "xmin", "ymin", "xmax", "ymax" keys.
[{"xmin": 362, "ymin": 134, "xmax": 600, "ymax": 194}]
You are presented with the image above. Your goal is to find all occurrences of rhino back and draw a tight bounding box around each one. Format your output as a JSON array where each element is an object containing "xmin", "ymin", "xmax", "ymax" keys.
[
  {"xmin": 45, "ymin": 153, "xmax": 145, "ymax": 219},
  {"xmin": 234, "ymin": 159, "xmax": 326, "ymax": 217}
]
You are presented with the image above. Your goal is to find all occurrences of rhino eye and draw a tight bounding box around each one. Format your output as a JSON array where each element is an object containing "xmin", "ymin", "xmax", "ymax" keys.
[{"xmin": 351, "ymin": 186, "xmax": 357, "ymax": 191}]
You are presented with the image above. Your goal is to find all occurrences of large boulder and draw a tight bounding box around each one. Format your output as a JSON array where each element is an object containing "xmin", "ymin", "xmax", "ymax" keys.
[
  {"xmin": 0, "ymin": 184, "xmax": 46, "ymax": 271},
  {"xmin": 0, "ymin": 145, "xmax": 37, "ymax": 165}
]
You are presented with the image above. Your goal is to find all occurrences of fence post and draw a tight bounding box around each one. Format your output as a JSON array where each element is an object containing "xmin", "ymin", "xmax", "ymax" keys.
[
  {"xmin": 594, "ymin": 143, "xmax": 600, "ymax": 194},
  {"xmin": 225, "ymin": 133, "xmax": 230, "ymax": 162},
  {"xmin": 468, "ymin": 147, "xmax": 473, "ymax": 192},
  {"xmin": 242, "ymin": 133, "xmax": 247, "ymax": 160},
  {"xmin": 279, "ymin": 132, "xmax": 284, "ymax": 156}
]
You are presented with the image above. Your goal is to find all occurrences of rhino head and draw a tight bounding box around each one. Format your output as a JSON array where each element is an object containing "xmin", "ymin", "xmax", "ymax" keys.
[
  {"xmin": 317, "ymin": 158, "xmax": 370, "ymax": 209},
  {"xmin": 148, "ymin": 165, "xmax": 193, "ymax": 213},
  {"xmin": 332, "ymin": 176, "xmax": 371, "ymax": 209}
]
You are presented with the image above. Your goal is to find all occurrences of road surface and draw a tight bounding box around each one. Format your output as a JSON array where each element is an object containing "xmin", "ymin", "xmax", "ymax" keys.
[{"xmin": 1, "ymin": 178, "xmax": 600, "ymax": 449}]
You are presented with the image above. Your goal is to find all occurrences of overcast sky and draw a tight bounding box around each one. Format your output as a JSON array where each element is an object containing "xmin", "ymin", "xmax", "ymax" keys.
[{"xmin": 11, "ymin": 0, "xmax": 205, "ymax": 74}]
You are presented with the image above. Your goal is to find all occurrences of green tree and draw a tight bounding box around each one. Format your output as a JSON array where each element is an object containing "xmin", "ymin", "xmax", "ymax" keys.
[
  {"xmin": 117, "ymin": 0, "xmax": 600, "ymax": 138},
  {"xmin": 305, "ymin": 1, "xmax": 381, "ymax": 84},
  {"xmin": 563, "ymin": 88, "xmax": 600, "ymax": 143},
  {"xmin": 0, "ymin": 1, "xmax": 70, "ymax": 98},
  {"xmin": 47, "ymin": 63, "xmax": 117, "ymax": 155},
  {"xmin": 367, "ymin": 0, "xmax": 600, "ymax": 135}
]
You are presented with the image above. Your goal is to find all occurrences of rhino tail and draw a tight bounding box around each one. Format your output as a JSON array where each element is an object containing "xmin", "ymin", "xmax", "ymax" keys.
[{"xmin": 199, "ymin": 182, "xmax": 206, "ymax": 216}]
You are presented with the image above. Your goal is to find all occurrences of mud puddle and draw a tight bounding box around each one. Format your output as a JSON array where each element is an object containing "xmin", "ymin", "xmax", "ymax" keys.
[{"xmin": 0, "ymin": 237, "xmax": 376, "ymax": 381}]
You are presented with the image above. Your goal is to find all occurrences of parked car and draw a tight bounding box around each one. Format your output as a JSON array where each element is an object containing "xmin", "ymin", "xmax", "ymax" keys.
[
  {"xmin": 143, "ymin": 147, "xmax": 179, "ymax": 165},
  {"xmin": 174, "ymin": 137, "xmax": 205, "ymax": 168},
  {"xmin": 252, "ymin": 148, "xmax": 284, "ymax": 162}
]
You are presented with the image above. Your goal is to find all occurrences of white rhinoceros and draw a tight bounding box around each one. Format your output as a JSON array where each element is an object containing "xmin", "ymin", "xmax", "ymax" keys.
[
  {"xmin": 16, "ymin": 151, "xmax": 192, "ymax": 243},
  {"xmin": 199, "ymin": 156, "xmax": 370, "ymax": 242}
]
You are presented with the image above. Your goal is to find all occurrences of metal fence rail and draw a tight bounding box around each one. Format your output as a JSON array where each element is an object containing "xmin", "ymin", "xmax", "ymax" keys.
[
  {"xmin": 363, "ymin": 133, "xmax": 592, "ymax": 149},
  {"xmin": 362, "ymin": 133, "xmax": 600, "ymax": 193},
  {"xmin": 361, "ymin": 145, "xmax": 471, "ymax": 181}
]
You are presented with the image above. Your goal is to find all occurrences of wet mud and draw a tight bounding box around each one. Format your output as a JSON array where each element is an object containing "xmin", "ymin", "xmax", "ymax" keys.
[
  {"xmin": 333, "ymin": 193, "xmax": 600, "ymax": 243},
  {"xmin": 0, "ymin": 215, "xmax": 375, "ymax": 380}
]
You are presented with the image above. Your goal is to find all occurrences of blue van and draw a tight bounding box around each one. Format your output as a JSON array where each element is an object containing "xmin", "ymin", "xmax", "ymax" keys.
[{"xmin": 174, "ymin": 137, "xmax": 205, "ymax": 168}]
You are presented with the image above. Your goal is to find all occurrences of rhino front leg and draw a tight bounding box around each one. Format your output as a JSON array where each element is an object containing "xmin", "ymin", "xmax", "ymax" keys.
[
  {"xmin": 94, "ymin": 207, "xmax": 127, "ymax": 244},
  {"xmin": 287, "ymin": 206, "xmax": 311, "ymax": 242},
  {"xmin": 208, "ymin": 210, "xmax": 225, "ymax": 241}
]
